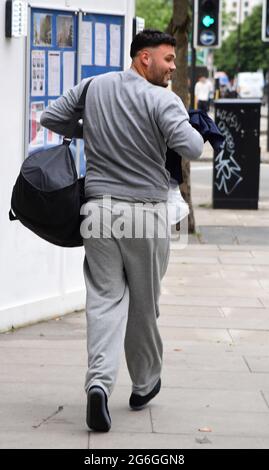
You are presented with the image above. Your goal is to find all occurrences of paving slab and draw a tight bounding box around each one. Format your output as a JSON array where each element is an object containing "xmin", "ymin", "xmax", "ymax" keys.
[
  {"xmin": 89, "ymin": 431, "xmax": 192, "ymax": 449},
  {"xmin": 0, "ymin": 429, "xmax": 89, "ymax": 449},
  {"xmin": 163, "ymin": 341, "xmax": 269, "ymax": 357},
  {"xmin": 159, "ymin": 326, "xmax": 232, "ymax": 343},
  {"xmin": 161, "ymin": 285, "xmax": 268, "ymax": 298},
  {"xmin": 244, "ymin": 356, "xmax": 269, "ymax": 373},
  {"xmin": 229, "ymin": 329, "xmax": 269, "ymax": 345},
  {"xmin": 160, "ymin": 294, "xmax": 263, "ymax": 308},
  {"xmin": 89, "ymin": 432, "xmax": 269, "ymax": 449},
  {"xmin": 162, "ymin": 277, "xmax": 261, "ymax": 288},
  {"xmin": 160, "ymin": 305, "xmax": 223, "ymax": 317},
  {"xmin": 0, "ymin": 347, "xmax": 87, "ymax": 366},
  {"xmin": 162, "ymin": 352, "xmax": 248, "ymax": 372},
  {"xmin": 158, "ymin": 314, "xmax": 269, "ymax": 330},
  {"xmin": 151, "ymin": 407, "xmax": 269, "ymax": 437},
  {"xmin": 151, "ymin": 387, "xmax": 268, "ymax": 413},
  {"xmin": 161, "ymin": 369, "xmax": 269, "ymax": 391},
  {"xmin": 0, "ymin": 363, "xmax": 86, "ymax": 385},
  {"xmin": 259, "ymin": 297, "xmax": 269, "ymax": 307}
]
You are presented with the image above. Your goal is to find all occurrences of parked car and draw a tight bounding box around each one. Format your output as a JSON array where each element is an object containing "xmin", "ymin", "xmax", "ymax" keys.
[{"xmin": 235, "ymin": 72, "xmax": 264, "ymax": 99}]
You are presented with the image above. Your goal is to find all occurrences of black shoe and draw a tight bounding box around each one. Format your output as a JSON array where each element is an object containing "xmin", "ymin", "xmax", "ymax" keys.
[
  {"xmin": 86, "ymin": 386, "xmax": 111, "ymax": 432},
  {"xmin": 129, "ymin": 378, "xmax": 161, "ymax": 410}
]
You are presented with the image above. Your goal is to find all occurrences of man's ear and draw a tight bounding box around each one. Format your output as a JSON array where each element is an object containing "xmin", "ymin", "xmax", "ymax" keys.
[{"xmin": 139, "ymin": 50, "xmax": 151, "ymax": 67}]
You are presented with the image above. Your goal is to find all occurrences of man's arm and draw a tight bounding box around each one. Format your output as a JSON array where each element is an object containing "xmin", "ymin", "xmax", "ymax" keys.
[
  {"xmin": 156, "ymin": 91, "xmax": 204, "ymax": 160},
  {"xmin": 40, "ymin": 78, "xmax": 92, "ymax": 138}
]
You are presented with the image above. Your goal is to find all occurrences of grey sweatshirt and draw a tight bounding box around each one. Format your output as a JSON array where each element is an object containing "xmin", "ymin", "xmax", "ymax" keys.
[{"xmin": 40, "ymin": 68, "xmax": 203, "ymax": 202}]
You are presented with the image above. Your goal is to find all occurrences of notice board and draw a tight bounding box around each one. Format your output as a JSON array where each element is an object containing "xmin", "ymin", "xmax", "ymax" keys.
[
  {"xmin": 28, "ymin": 8, "xmax": 78, "ymax": 154},
  {"xmin": 26, "ymin": 8, "xmax": 124, "ymax": 176}
]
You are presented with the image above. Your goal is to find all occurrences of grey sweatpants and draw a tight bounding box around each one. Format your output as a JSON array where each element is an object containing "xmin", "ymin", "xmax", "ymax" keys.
[{"xmin": 83, "ymin": 198, "xmax": 170, "ymax": 398}]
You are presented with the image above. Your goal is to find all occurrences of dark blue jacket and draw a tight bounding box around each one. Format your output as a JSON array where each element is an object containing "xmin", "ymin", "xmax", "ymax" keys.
[{"xmin": 165, "ymin": 109, "xmax": 225, "ymax": 185}]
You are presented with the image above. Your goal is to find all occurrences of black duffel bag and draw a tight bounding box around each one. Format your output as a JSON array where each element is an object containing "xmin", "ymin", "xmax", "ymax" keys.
[
  {"xmin": 9, "ymin": 81, "xmax": 91, "ymax": 247},
  {"xmin": 9, "ymin": 139, "xmax": 85, "ymax": 247}
]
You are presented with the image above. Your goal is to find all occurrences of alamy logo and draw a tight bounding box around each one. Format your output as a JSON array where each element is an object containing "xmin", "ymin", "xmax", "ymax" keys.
[{"xmin": 80, "ymin": 196, "xmax": 188, "ymax": 248}]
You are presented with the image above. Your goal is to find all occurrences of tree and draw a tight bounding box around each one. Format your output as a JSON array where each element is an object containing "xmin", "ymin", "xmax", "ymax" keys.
[
  {"xmin": 135, "ymin": 0, "xmax": 196, "ymax": 233},
  {"xmin": 166, "ymin": 1, "xmax": 196, "ymax": 233},
  {"xmin": 214, "ymin": 5, "xmax": 269, "ymax": 77},
  {"xmin": 136, "ymin": 0, "xmax": 172, "ymax": 31}
]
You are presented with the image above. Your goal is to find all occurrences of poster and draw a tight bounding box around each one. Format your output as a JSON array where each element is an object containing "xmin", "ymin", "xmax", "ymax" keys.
[
  {"xmin": 47, "ymin": 100, "xmax": 61, "ymax": 145},
  {"xmin": 110, "ymin": 24, "xmax": 121, "ymax": 67},
  {"xmin": 31, "ymin": 50, "xmax": 45, "ymax": 96},
  {"xmin": 48, "ymin": 51, "xmax": 60, "ymax": 96},
  {"xmin": 95, "ymin": 22, "xmax": 107, "ymax": 66},
  {"xmin": 33, "ymin": 13, "xmax": 52, "ymax": 46},
  {"xmin": 63, "ymin": 51, "xmax": 75, "ymax": 93},
  {"xmin": 81, "ymin": 21, "xmax": 92, "ymax": 66},
  {"xmin": 57, "ymin": 15, "xmax": 73, "ymax": 47},
  {"xmin": 30, "ymin": 101, "xmax": 45, "ymax": 147}
]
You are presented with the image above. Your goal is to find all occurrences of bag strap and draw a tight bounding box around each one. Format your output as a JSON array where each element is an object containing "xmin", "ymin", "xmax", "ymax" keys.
[
  {"xmin": 63, "ymin": 78, "xmax": 94, "ymax": 140},
  {"xmin": 9, "ymin": 209, "xmax": 17, "ymax": 221},
  {"xmin": 74, "ymin": 78, "xmax": 94, "ymax": 113}
]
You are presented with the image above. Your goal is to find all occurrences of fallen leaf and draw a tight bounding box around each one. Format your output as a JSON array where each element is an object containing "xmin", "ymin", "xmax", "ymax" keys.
[{"xmin": 198, "ymin": 427, "xmax": 212, "ymax": 432}]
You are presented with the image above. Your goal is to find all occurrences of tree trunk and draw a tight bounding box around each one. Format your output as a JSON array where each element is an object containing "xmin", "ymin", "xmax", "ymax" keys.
[{"xmin": 166, "ymin": 0, "xmax": 196, "ymax": 233}]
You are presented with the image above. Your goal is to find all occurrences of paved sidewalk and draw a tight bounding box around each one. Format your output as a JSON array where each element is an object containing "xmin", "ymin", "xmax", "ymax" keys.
[{"xmin": 1, "ymin": 197, "xmax": 269, "ymax": 449}]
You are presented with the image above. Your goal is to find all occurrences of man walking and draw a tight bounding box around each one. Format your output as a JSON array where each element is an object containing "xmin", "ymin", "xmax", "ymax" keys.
[
  {"xmin": 194, "ymin": 75, "xmax": 213, "ymax": 112},
  {"xmin": 40, "ymin": 29, "xmax": 203, "ymax": 433}
]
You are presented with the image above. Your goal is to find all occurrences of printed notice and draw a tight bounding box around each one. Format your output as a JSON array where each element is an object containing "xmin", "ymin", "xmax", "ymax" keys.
[
  {"xmin": 95, "ymin": 22, "xmax": 107, "ymax": 66},
  {"xmin": 48, "ymin": 51, "xmax": 60, "ymax": 96},
  {"xmin": 63, "ymin": 51, "xmax": 75, "ymax": 93},
  {"xmin": 110, "ymin": 24, "xmax": 121, "ymax": 67},
  {"xmin": 30, "ymin": 101, "xmax": 45, "ymax": 147},
  {"xmin": 31, "ymin": 51, "xmax": 45, "ymax": 96},
  {"xmin": 81, "ymin": 21, "xmax": 92, "ymax": 66}
]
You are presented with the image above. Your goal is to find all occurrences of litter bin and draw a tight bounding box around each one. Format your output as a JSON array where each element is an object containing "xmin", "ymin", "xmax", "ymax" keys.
[{"xmin": 213, "ymin": 99, "xmax": 261, "ymax": 209}]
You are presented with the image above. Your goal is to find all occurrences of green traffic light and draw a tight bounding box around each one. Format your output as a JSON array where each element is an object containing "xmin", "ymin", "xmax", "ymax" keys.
[{"xmin": 202, "ymin": 15, "xmax": 215, "ymax": 28}]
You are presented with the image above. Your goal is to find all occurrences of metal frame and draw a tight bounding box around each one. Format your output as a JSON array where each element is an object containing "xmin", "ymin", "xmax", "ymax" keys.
[
  {"xmin": 24, "ymin": 5, "xmax": 31, "ymax": 160},
  {"xmin": 262, "ymin": 0, "xmax": 269, "ymax": 42},
  {"xmin": 75, "ymin": 11, "xmax": 83, "ymax": 176},
  {"xmin": 29, "ymin": 3, "xmax": 79, "ymax": 13}
]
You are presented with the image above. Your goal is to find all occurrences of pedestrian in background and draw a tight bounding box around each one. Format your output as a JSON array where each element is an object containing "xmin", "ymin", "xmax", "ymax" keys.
[{"xmin": 194, "ymin": 75, "xmax": 213, "ymax": 112}]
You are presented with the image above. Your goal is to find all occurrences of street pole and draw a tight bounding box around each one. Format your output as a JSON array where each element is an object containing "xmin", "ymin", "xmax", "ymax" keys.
[
  {"xmin": 267, "ymin": 76, "xmax": 269, "ymax": 151},
  {"xmin": 237, "ymin": 0, "xmax": 242, "ymax": 74},
  {"xmin": 190, "ymin": 0, "xmax": 196, "ymax": 109}
]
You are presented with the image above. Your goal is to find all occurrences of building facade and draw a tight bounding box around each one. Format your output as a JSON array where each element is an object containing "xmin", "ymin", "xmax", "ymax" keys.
[
  {"xmin": 222, "ymin": 0, "xmax": 262, "ymax": 39},
  {"xmin": 0, "ymin": 0, "xmax": 135, "ymax": 332}
]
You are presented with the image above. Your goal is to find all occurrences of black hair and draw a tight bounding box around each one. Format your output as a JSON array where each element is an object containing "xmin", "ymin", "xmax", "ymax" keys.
[{"xmin": 130, "ymin": 29, "xmax": 176, "ymax": 59}]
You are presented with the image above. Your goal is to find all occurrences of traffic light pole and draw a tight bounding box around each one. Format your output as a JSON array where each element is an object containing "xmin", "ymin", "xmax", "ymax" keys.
[
  {"xmin": 262, "ymin": 1, "xmax": 269, "ymax": 149},
  {"xmin": 267, "ymin": 77, "xmax": 269, "ymax": 151},
  {"xmin": 190, "ymin": 44, "xmax": 196, "ymax": 109},
  {"xmin": 190, "ymin": 0, "xmax": 196, "ymax": 109},
  {"xmin": 236, "ymin": 0, "xmax": 242, "ymax": 74}
]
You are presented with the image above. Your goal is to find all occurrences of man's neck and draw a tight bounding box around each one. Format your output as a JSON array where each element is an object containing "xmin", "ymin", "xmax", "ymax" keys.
[{"xmin": 131, "ymin": 62, "xmax": 147, "ymax": 81}]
